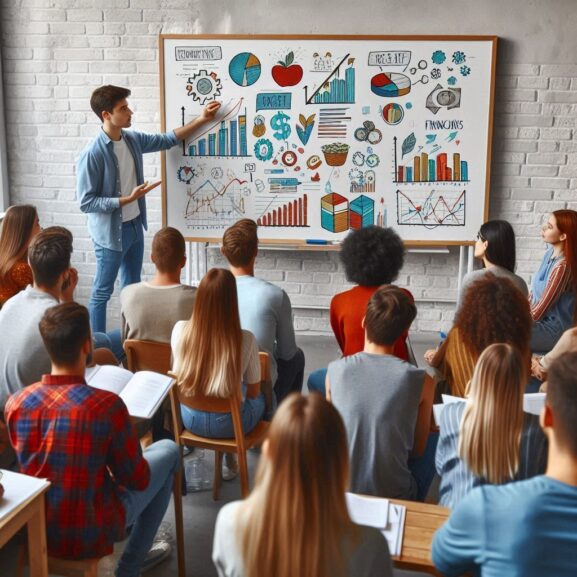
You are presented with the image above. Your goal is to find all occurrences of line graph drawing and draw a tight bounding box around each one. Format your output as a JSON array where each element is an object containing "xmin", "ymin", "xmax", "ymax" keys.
[
  {"xmin": 185, "ymin": 177, "xmax": 249, "ymax": 227},
  {"xmin": 396, "ymin": 189, "xmax": 466, "ymax": 228}
]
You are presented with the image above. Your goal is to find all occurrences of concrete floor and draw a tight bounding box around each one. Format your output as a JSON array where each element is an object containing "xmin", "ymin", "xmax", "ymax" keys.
[{"xmin": 1, "ymin": 332, "xmax": 439, "ymax": 577}]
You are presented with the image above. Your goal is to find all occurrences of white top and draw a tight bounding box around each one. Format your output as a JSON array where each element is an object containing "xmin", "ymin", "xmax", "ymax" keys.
[
  {"xmin": 213, "ymin": 501, "xmax": 393, "ymax": 577},
  {"xmin": 171, "ymin": 321, "xmax": 261, "ymax": 389},
  {"xmin": 113, "ymin": 136, "xmax": 140, "ymax": 222}
]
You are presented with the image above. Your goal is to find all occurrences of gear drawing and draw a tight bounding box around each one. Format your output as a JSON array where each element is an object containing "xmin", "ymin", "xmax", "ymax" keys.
[{"xmin": 186, "ymin": 70, "xmax": 222, "ymax": 104}]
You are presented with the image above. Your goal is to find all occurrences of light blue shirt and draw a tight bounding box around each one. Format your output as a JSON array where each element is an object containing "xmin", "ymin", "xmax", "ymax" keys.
[
  {"xmin": 432, "ymin": 475, "xmax": 577, "ymax": 576},
  {"xmin": 76, "ymin": 128, "xmax": 178, "ymax": 251},
  {"xmin": 235, "ymin": 275, "xmax": 298, "ymax": 384}
]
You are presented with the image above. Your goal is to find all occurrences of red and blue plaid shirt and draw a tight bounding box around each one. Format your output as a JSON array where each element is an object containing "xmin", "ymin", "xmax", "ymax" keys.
[{"xmin": 5, "ymin": 374, "xmax": 150, "ymax": 559}]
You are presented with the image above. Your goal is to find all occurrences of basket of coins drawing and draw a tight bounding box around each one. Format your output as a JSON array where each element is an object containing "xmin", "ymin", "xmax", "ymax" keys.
[{"xmin": 321, "ymin": 143, "xmax": 350, "ymax": 166}]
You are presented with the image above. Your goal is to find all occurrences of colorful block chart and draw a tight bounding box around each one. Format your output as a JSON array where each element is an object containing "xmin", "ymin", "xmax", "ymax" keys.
[
  {"xmin": 350, "ymin": 195, "xmax": 375, "ymax": 229},
  {"xmin": 321, "ymin": 193, "xmax": 349, "ymax": 233}
]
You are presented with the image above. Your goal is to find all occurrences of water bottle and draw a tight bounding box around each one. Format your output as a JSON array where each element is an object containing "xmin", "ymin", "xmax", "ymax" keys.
[{"xmin": 184, "ymin": 449, "xmax": 212, "ymax": 491}]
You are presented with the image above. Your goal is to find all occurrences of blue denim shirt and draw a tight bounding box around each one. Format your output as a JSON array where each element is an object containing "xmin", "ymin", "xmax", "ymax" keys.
[{"xmin": 76, "ymin": 128, "xmax": 179, "ymax": 251}]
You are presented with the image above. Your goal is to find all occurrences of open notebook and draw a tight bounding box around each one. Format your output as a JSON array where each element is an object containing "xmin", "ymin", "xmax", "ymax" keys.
[{"xmin": 85, "ymin": 365, "xmax": 174, "ymax": 419}]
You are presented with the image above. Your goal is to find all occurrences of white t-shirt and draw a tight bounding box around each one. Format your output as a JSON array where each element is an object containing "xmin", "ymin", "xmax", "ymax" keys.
[{"xmin": 113, "ymin": 136, "xmax": 140, "ymax": 222}]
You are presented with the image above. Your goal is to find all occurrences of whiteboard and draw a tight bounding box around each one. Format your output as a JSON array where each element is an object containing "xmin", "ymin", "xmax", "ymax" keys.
[{"xmin": 160, "ymin": 35, "xmax": 496, "ymax": 245}]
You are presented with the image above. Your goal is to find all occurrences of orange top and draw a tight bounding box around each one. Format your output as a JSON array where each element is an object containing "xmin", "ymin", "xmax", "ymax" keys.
[
  {"xmin": 329, "ymin": 285, "xmax": 413, "ymax": 361},
  {"xmin": 0, "ymin": 261, "xmax": 33, "ymax": 307}
]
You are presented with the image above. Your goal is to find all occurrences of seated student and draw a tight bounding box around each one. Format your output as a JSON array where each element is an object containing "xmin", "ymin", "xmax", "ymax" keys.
[
  {"xmin": 213, "ymin": 393, "xmax": 392, "ymax": 577},
  {"xmin": 120, "ymin": 227, "xmax": 195, "ymax": 344},
  {"xmin": 0, "ymin": 227, "xmax": 120, "ymax": 417},
  {"xmin": 5, "ymin": 303, "xmax": 179, "ymax": 574},
  {"xmin": 426, "ymin": 274, "xmax": 532, "ymax": 397},
  {"xmin": 432, "ymin": 351, "xmax": 577, "ymax": 576},
  {"xmin": 0, "ymin": 204, "xmax": 41, "ymax": 307},
  {"xmin": 436, "ymin": 343, "xmax": 547, "ymax": 509},
  {"xmin": 530, "ymin": 209, "xmax": 577, "ymax": 353},
  {"xmin": 458, "ymin": 220, "xmax": 528, "ymax": 307},
  {"xmin": 327, "ymin": 286, "xmax": 435, "ymax": 501},
  {"xmin": 308, "ymin": 226, "xmax": 412, "ymax": 395},
  {"xmin": 221, "ymin": 219, "xmax": 304, "ymax": 404}
]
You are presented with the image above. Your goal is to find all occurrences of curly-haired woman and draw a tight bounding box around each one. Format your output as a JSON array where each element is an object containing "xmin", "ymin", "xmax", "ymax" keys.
[
  {"xmin": 427, "ymin": 273, "xmax": 532, "ymax": 397},
  {"xmin": 307, "ymin": 226, "xmax": 411, "ymax": 395}
]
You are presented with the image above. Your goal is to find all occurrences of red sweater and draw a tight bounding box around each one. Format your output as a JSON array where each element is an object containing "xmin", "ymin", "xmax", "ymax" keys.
[{"xmin": 330, "ymin": 285, "xmax": 413, "ymax": 360}]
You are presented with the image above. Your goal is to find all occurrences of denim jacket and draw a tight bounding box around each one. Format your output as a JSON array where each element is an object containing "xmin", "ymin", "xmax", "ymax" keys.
[{"xmin": 76, "ymin": 128, "xmax": 178, "ymax": 251}]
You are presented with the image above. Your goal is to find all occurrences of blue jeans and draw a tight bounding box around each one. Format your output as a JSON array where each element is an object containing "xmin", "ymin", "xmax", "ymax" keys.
[
  {"xmin": 116, "ymin": 439, "xmax": 180, "ymax": 577},
  {"xmin": 531, "ymin": 316, "xmax": 564, "ymax": 354},
  {"xmin": 89, "ymin": 215, "xmax": 144, "ymax": 333},
  {"xmin": 93, "ymin": 328, "xmax": 125, "ymax": 362},
  {"xmin": 408, "ymin": 431, "xmax": 439, "ymax": 502},
  {"xmin": 275, "ymin": 348, "xmax": 305, "ymax": 404},
  {"xmin": 180, "ymin": 394, "xmax": 266, "ymax": 438},
  {"xmin": 307, "ymin": 367, "xmax": 328, "ymax": 396}
]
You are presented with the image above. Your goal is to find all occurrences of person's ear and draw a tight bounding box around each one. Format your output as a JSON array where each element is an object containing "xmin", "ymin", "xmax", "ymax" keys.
[
  {"xmin": 560, "ymin": 232, "xmax": 567, "ymax": 242},
  {"xmin": 541, "ymin": 401, "xmax": 553, "ymax": 430},
  {"xmin": 81, "ymin": 336, "xmax": 92, "ymax": 357},
  {"xmin": 361, "ymin": 315, "xmax": 366, "ymax": 329},
  {"xmin": 261, "ymin": 439, "xmax": 270, "ymax": 459}
]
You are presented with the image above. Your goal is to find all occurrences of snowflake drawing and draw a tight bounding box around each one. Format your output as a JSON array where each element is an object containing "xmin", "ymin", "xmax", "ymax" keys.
[
  {"xmin": 431, "ymin": 68, "xmax": 442, "ymax": 79},
  {"xmin": 452, "ymin": 51, "xmax": 466, "ymax": 65},
  {"xmin": 447, "ymin": 76, "xmax": 457, "ymax": 86},
  {"xmin": 460, "ymin": 65, "xmax": 471, "ymax": 77},
  {"xmin": 431, "ymin": 50, "xmax": 446, "ymax": 65}
]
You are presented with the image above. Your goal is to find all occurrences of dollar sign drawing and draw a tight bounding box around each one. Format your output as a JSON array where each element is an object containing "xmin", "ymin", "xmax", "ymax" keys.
[{"xmin": 270, "ymin": 111, "xmax": 291, "ymax": 141}]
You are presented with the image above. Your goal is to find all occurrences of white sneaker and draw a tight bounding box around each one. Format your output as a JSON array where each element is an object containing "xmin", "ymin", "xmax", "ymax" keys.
[
  {"xmin": 140, "ymin": 540, "xmax": 172, "ymax": 573},
  {"xmin": 222, "ymin": 453, "xmax": 238, "ymax": 481}
]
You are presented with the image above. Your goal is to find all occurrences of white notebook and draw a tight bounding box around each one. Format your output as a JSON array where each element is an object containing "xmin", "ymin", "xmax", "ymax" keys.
[{"xmin": 85, "ymin": 365, "xmax": 174, "ymax": 419}]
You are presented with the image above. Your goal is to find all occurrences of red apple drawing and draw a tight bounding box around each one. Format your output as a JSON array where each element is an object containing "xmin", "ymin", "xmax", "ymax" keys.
[{"xmin": 272, "ymin": 52, "xmax": 303, "ymax": 87}]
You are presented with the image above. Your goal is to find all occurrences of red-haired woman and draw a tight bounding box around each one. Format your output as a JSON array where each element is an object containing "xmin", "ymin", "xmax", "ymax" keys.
[{"xmin": 530, "ymin": 210, "xmax": 577, "ymax": 352}]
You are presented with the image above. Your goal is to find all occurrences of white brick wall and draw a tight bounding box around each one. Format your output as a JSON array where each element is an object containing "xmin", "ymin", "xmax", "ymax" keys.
[{"xmin": 1, "ymin": 3, "xmax": 576, "ymax": 335}]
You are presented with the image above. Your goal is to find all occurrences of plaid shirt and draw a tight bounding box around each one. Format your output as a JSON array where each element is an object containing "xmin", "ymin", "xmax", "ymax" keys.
[{"xmin": 5, "ymin": 374, "xmax": 150, "ymax": 559}]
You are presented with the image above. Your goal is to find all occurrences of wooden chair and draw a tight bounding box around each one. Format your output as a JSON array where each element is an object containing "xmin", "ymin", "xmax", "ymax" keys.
[
  {"xmin": 123, "ymin": 339, "xmax": 172, "ymax": 374},
  {"xmin": 17, "ymin": 548, "xmax": 101, "ymax": 577},
  {"xmin": 169, "ymin": 351, "xmax": 271, "ymax": 500}
]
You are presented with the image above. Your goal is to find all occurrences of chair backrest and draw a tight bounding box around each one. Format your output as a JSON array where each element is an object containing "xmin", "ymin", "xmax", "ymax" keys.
[
  {"xmin": 124, "ymin": 339, "xmax": 172, "ymax": 374},
  {"xmin": 259, "ymin": 351, "xmax": 270, "ymax": 385}
]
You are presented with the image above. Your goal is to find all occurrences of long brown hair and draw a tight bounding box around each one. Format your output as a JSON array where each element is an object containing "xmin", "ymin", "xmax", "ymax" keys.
[
  {"xmin": 0, "ymin": 205, "xmax": 38, "ymax": 282},
  {"xmin": 174, "ymin": 268, "xmax": 242, "ymax": 398},
  {"xmin": 239, "ymin": 393, "xmax": 357, "ymax": 577},
  {"xmin": 553, "ymin": 209, "xmax": 577, "ymax": 322},
  {"xmin": 459, "ymin": 343, "xmax": 526, "ymax": 484}
]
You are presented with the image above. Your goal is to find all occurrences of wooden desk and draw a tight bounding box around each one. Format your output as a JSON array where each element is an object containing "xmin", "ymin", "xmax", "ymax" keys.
[
  {"xmin": 390, "ymin": 498, "xmax": 449, "ymax": 576},
  {"xmin": 0, "ymin": 471, "xmax": 50, "ymax": 577}
]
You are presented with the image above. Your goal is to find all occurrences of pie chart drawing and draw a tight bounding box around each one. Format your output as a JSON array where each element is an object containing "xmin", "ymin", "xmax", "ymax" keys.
[
  {"xmin": 382, "ymin": 103, "xmax": 404, "ymax": 125},
  {"xmin": 371, "ymin": 73, "xmax": 411, "ymax": 97},
  {"xmin": 229, "ymin": 52, "xmax": 261, "ymax": 87}
]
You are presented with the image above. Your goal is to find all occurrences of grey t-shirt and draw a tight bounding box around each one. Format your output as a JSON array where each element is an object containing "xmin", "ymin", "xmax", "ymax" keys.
[
  {"xmin": 213, "ymin": 500, "xmax": 393, "ymax": 577},
  {"xmin": 329, "ymin": 353, "xmax": 425, "ymax": 500},
  {"xmin": 120, "ymin": 282, "xmax": 196, "ymax": 344},
  {"xmin": 458, "ymin": 266, "xmax": 528, "ymax": 308},
  {"xmin": 0, "ymin": 286, "xmax": 57, "ymax": 411}
]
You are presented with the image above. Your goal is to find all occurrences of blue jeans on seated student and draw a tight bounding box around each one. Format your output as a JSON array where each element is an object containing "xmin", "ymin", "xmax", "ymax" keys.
[
  {"xmin": 307, "ymin": 367, "xmax": 328, "ymax": 396},
  {"xmin": 530, "ymin": 315, "xmax": 564, "ymax": 354},
  {"xmin": 408, "ymin": 431, "xmax": 439, "ymax": 502},
  {"xmin": 89, "ymin": 215, "xmax": 144, "ymax": 334},
  {"xmin": 116, "ymin": 439, "xmax": 180, "ymax": 577},
  {"xmin": 93, "ymin": 328, "xmax": 125, "ymax": 362},
  {"xmin": 180, "ymin": 393, "xmax": 266, "ymax": 438}
]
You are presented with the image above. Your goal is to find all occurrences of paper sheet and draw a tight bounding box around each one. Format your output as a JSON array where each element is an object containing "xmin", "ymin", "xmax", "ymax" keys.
[{"xmin": 345, "ymin": 492, "xmax": 389, "ymax": 528}]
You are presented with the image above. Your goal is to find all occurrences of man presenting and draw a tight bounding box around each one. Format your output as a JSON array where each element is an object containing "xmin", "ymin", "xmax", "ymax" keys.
[{"xmin": 77, "ymin": 85, "xmax": 220, "ymax": 332}]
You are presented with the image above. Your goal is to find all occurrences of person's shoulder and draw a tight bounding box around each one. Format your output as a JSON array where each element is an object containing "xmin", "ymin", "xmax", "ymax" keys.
[
  {"xmin": 241, "ymin": 329, "xmax": 258, "ymax": 348},
  {"xmin": 216, "ymin": 500, "xmax": 243, "ymax": 528},
  {"xmin": 120, "ymin": 281, "xmax": 147, "ymax": 301},
  {"xmin": 349, "ymin": 525, "xmax": 391, "ymax": 572},
  {"xmin": 5, "ymin": 381, "xmax": 44, "ymax": 411}
]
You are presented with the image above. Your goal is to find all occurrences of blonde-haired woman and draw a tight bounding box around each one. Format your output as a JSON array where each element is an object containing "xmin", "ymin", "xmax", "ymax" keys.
[
  {"xmin": 436, "ymin": 343, "xmax": 547, "ymax": 508},
  {"xmin": 171, "ymin": 268, "xmax": 265, "ymax": 439},
  {"xmin": 213, "ymin": 393, "xmax": 392, "ymax": 577}
]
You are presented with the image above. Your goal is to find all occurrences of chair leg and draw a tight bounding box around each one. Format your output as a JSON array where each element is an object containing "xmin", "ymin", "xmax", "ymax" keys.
[
  {"xmin": 87, "ymin": 561, "xmax": 99, "ymax": 577},
  {"xmin": 173, "ymin": 471, "xmax": 186, "ymax": 577},
  {"xmin": 213, "ymin": 450, "xmax": 223, "ymax": 501},
  {"xmin": 238, "ymin": 450, "xmax": 250, "ymax": 498}
]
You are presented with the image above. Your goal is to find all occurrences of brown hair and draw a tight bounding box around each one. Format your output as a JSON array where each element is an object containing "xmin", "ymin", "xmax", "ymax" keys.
[
  {"xmin": 455, "ymin": 273, "xmax": 532, "ymax": 359},
  {"xmin": 239, "ymin": 393, "xmax": 356, "ymax": 577},
  {"xmin": 39, "ymin": 303, "xmax": 91, "ymax": 366},
  {"xmin": 552, "ymin": 209, "xmax": 577, "ymax": 322},
  {"xmin": 28, "ymin": 227, "xmax": 73, "ymax": 288},
  {"xmin": 365, "ymin": 285, "xmax": 416, "ymax": 345},
  {"xmin": 174, "ymin": 268, "xmax": 242, "ymax": 398},
  {"xmin": 90, "ymin": 85, "xmax": 131, "ymax": 121},
  {"xmin": 0, "ymin": 205, "xmax": 38, "ymax": 282},
  {"xmin": 221, "ymin": 219, "xmax": 258, "ymax": 267},
  {"xmin": 546, "ymin": 351, "xmax": 577, "ymax": 457},
  {"xmin": 151, "ymin": 227, "xmax": 185, "ymax": 273},
  {"xmin": 459, "ymin": 343, "xmax": 526, "ymax": 484}
]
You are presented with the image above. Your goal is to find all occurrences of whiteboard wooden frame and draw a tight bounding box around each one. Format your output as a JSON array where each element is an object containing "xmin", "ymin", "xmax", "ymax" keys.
[{"xmin": 159, "ymin": 34, "xmax": 497, "ymax": 247}]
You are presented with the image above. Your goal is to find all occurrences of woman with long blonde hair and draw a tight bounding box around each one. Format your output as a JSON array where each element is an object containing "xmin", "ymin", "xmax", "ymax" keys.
[
  {"xmin": 435, "ymin": 343, "xmax": 547, "ymax": 508},
  {"xmin": 171, "ymin": 268, "xmax": 265, "ymax": 439},
  {"xmin": 0, "ymin": 204, "xmax": 41, "ymax": 306},
  {"xmin": 213, "ymin": 393, "xmax": 392, "ymax": 577}
]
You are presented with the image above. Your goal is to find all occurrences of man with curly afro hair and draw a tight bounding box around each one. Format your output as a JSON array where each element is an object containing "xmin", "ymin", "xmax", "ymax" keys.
[{"xmin": 307, "ymin": 226, "xmax": 413, "ymax": 395}]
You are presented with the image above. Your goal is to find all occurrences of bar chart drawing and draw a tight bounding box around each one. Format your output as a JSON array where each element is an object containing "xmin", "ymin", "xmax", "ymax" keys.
[
  {"xmin": 304, "ymin": 54, "xmax": 355, "ymax": 105},
  {"xmin": 396, "ymin": 189, "xmax": 466, "ymax": 228},
  {"xmin": 185, "ymin": 177, "xmax": 248, "ymax": 227},
  {"xmin": 257, "ymin": 194, "xmax": 309, "ymax": 227},
  {"xmin": 183, "ymin": 99, "xmax": 249, "ymax": 158},
  {"xmin": 393, "ymin": 137, "xmax": 469, "ymax": 184}
]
